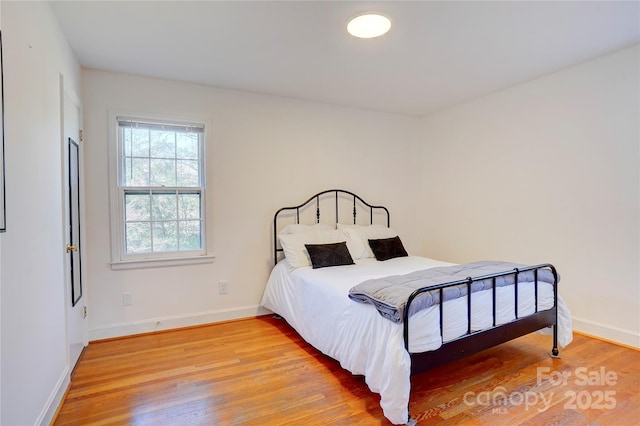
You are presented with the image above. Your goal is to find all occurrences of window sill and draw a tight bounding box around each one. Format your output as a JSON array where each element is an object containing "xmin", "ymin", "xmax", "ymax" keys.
[{"xmin": 110, "ymin": 254, "xmax": 215, "ymax": 271}]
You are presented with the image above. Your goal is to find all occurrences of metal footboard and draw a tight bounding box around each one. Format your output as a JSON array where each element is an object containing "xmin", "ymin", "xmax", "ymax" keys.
[{"xmin": 403, "ymin": 263, "xmax": 559, "ymax": 372}]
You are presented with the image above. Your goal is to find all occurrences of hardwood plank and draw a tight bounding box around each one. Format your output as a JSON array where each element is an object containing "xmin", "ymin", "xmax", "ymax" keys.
[{"xmin": 54, "ymin": 316, "xmax": 640, "ymax": 425}]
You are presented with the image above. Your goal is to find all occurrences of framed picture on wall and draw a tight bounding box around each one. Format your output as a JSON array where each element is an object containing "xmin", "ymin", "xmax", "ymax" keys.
[{"xmin": 0, "ymin": 30, "xmax": 5, "ymax": 232}]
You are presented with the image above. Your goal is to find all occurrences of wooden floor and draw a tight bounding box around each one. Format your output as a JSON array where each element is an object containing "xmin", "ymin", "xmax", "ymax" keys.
[{"xmin": 55, "ymin": 316, "xmax": 640, "ymax": 426}]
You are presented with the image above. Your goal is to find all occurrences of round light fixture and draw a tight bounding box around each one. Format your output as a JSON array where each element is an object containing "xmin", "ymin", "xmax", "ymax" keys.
[{"xmin": 347, "ymin": 13, "xmax": 391, "ymax": 39}]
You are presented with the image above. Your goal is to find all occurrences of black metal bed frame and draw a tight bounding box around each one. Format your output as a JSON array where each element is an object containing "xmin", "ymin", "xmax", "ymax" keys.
[{"xmin": 272, "ymin": 189, "xmax": 559, "ymax": 425}]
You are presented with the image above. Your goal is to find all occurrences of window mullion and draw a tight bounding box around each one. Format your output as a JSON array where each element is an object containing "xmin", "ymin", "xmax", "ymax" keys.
[
  {"xmin": 146, "ymin": 128, "xmax": 151, "ymax": 187},
  {"xmin": 149, "ymin": 188, "xmax": 154, "ymax": 253},
  {"xmin": 174, "ymin": 132, "xmax": 178, "ymax": 188},
  {"xmin": 175, "ymin": 189, "xmax": 180, "ymax": 251}
]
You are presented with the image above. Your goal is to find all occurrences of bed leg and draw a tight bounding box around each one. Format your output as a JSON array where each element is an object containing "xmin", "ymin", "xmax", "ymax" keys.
[
  {"xmin": 549, "ymin": 324, "xmax": 560, "ymax": 359},
  {"xmin": 406, "ymin": 410, "xmax": 417, "ymax": 426}
]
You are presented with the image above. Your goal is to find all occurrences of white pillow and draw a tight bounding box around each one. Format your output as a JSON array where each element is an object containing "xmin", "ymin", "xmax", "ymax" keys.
[
  {"xmin": 278, "ymin": 223, "xmax": 334, "ymax": 235},
  {"xmin": 279, "ymin": 229, "xmax": 356, "ymax": 269},
  {"xmin": 336, "ymin": 223, "xmax": 398, "ymax": 259}
]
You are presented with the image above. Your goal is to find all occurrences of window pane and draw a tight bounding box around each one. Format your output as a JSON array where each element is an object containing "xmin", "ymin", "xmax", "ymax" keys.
[
  {"xmin": 150, "ymin": 159, "xmax": 176, "ymax": 186},
  {"xmin": 126, "ymin": 158, "xmax": 150, "ymax": 186},
  {"xmin": 150, "ymin": 129, "xmax": 175, "ymax": 158},
  {"xmin": 152, "ymin": 193, "xmax": 177, "ymax": 220},
  {"xmin": 126, "ymin": 222, "xmax": 151, "ymax": 254},
  {"xmin": 177, "ymin": 133, "xmax": 199, "ymax": 160},
  {"xmin": 125, "ymin": 193, "xmax": 151, "ymax": 221},
  {"xmin": 179, "ymin": 220, "xmax": 201, "ymax": 250},
  {"xmin": 123, "ymin": 158, "xmax": 131, "ymax": 185},
  {"xmin": 153, "ymin": 222, "xmax": 178, "ymax": 252},
  {"xmin": 176, "ymin": 160, "xmax": 199, "ymax": 186},
  {"xmin": 123, "ymin": 128, "xmax": 132, "ymax": 157},
  {"xmin": 131, "ymin": 128, "xmax": 149, "ymax": 157},
  {"xmin": 178, "ymin": 193, "xmax": 200, "ymax": 219}
]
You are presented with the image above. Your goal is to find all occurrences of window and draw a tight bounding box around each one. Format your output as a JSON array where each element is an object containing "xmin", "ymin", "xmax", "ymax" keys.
[{"xmin": 110, "ymin": 116, "xmax": 211, "ymax": 268}]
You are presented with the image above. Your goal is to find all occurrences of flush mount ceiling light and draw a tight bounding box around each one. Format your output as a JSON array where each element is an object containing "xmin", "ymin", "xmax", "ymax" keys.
[{"xmin": 347, "ymin": 13, "xmax": 391, "ymax": 39}]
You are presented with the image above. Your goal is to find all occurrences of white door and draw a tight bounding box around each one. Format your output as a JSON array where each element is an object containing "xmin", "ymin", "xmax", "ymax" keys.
[{"xmin": 62, "ymin": 78, "xmax": 87, "ymax": 371}]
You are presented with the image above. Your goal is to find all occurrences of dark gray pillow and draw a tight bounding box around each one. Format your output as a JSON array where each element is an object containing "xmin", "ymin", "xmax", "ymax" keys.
[
  {"xmin": 304, "ymin": 241, "xmax": 355, "ymax": 269},
  {"xmin": 368, "ymin": 236, "xmax": 408, "ymax": 261}
]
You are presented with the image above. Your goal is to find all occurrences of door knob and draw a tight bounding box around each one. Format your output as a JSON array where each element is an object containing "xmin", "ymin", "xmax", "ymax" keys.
[{"xmin": 66, "ymin": 245, "xmax": 78, "ymax": 253}]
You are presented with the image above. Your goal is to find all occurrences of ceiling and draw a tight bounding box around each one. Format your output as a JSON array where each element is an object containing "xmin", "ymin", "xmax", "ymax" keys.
[{"xmin": 49, "ymin": 1, "xmax": 640, "ymax": 116}]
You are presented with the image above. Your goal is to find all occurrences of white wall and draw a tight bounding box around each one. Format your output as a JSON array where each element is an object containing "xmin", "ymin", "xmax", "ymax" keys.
[
  {"xmin": 0, "ymin": 2, "xmax": 81, "ymax": 424},
  {"xmin": 420, "ymin": 45, "xmax": 640, "ymax": 347},
  {"xmin": 82, "ymin": 70, "xmax": 422, "ymax": 340}
]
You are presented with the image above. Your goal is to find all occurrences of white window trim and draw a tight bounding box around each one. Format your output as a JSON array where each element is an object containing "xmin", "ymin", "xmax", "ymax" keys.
[{"xmin": 108, "ymin": 110, "xmax": 214, "ymax": 270}]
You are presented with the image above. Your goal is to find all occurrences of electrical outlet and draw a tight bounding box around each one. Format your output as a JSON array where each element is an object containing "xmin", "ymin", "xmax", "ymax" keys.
[
  {"xmin": 218, "ymin": 280, "xmax": 229, "ymax": 295},
  {"xmin": 122, "ymin": 292, "xmax": 133, "ymax": 306}
]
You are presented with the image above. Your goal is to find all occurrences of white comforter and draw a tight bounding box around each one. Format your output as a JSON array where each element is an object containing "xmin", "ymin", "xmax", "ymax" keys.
[{"xmin": 260, "ymin": 256, "xmax": 572, "ymax": 425}]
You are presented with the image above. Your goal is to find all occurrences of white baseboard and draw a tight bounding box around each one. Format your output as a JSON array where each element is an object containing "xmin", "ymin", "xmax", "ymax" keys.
[
  {"xmin": 37, "ymin": 366, "xmax": 70, "ymax": 426},
  {"xmin": 89, "ymin": 305, "xmax": 272, "ymax": 341},
  {"xmin": 572, "ymin": 316, "xmax": 640, "ymax": 348}
]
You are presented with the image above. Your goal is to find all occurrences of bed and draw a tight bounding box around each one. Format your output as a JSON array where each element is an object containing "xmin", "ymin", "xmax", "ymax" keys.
[{"xmin": 261, "ymin": 189, "xmax": 572, "ymax": 425}]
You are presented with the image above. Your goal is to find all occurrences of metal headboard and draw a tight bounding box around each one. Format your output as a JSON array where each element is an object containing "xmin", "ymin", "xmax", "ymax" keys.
[{"xmin": 273, "ymin": 189, "xmax": 390, "ymax": 265}]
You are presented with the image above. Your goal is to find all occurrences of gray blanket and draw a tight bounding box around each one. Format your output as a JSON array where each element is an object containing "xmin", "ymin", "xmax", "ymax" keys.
[{"xmin": 348, "ymin": 261, "xmax": 557, "ymax": 323}]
